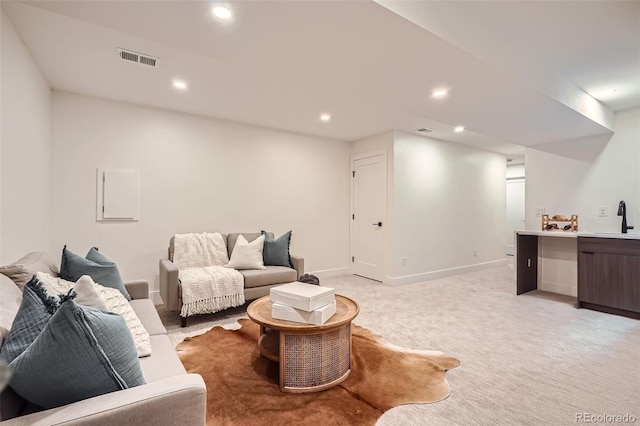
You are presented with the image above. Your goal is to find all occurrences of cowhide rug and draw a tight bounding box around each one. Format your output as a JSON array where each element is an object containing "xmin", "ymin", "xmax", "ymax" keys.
[{"xmin": 177, "ymin": 319, "xmax": 460, "ymax": 425}]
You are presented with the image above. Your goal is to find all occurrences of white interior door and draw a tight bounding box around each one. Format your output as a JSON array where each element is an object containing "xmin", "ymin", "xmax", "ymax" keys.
[
  {"xmin": 506, "ymin": 178, "xmax": 525, "ymax": 255},
  {"xmin": 351, "ymin": 152, "xmax": 385, "ymax": 281}
]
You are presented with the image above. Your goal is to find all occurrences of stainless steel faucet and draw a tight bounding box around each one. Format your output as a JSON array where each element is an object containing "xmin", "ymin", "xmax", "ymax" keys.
[{"xmin": 617, "ymin": 200, "xmax": 634, "ymax": 233}]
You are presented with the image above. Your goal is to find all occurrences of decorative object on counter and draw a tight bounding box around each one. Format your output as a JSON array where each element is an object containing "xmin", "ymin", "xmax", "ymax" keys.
[{"xmin": 542, "ymin": 214, "xmax": 578, "ymax": 232}]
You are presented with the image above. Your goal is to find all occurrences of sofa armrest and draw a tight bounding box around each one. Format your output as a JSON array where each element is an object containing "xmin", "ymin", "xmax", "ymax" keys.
[
  {"xmin": 290, "ymin": 254, "xmax": 304, "ymax": 279},
  {"xmin": 0, "ymin": 374, "xmax": 206, "ymax": 426},
  {"xmin": 124, "ymin": 280, "xmax": 149, "ymax": 300},
  {"xmin": 159, "ymin": 259, "xmax": 180, "ymax": 311}
]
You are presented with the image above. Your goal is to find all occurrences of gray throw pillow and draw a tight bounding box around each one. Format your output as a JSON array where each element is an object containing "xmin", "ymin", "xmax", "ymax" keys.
[
  {"xmin": 0, "ymin": 276, "xmax": 59, "ymax": 364},
  {"xmin": 8, "ymin": 299, "xmax": 145, "ymax": 409},
  {"xmin": 60, "ymin": 246, "xmax": 131, "ymax": 300},
  {"xmin": 261, "ymin": 230, "xmax": 292, "ymax": 268}
]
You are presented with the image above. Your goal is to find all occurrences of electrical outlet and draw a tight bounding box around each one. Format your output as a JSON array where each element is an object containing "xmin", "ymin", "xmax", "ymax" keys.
[
  {"xmin": 401, "ymin": 257, "xmax": 407, "ymax": 266},
  {"xmin": 535, "ymin": 207, "xmax": 546, "ymax": 217},
  {"xmin": 598, "ymin": 206, "xmax": 608, "ymax": 217},
  {"xmin": 474, "ymin": 249, "xmax": 478, "ymax": 257}
]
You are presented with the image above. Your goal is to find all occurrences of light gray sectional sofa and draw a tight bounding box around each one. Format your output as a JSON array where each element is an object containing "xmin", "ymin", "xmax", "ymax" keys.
[
  {"xmin": 0, "ymin": 253, "xmax": 206, "ymax": 425},
  {"xmin": 160, "ymin": 232, "xmax": 304, "ymax": 326}
]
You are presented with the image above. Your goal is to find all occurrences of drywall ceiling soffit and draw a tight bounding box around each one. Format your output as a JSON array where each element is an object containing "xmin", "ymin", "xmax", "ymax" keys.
[
  {"xmin": 528, "ymin": 133, "xmax": 614, "ymax": 163},
  {"xmin": 376, "ymin": 1, "xmax": 640, "ymax": 118},
  {"xmin": 4, "ymin": 1, "xmax": 629, "ymax": 157}
]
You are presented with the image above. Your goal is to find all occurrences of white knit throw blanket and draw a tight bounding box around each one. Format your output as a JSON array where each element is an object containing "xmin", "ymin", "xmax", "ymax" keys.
[{"xmin": 173, "ymin": 232, "xmax": 245, "ymax": 317}]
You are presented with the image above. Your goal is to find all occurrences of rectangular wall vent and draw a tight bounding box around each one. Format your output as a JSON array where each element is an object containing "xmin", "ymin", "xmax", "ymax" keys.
[{"xmin": 117, "ymin": 48, "xmax": 159, "ymax": 68}]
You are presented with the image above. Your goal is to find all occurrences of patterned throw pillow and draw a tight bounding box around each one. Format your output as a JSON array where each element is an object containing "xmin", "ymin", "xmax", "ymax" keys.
[
  {"xmin": 60, "ymin": 246, "xmax": 131, "ymax": 300},
  {"xmin": 8, "ymin": 300, "xmax": 145, "ymax": 409},
  {"xmin": 36, "ymin": 272, "xmax": 108, "ymax": 311},
  {"xmin": 36, "ymin": 272, "xmax": 150, "ymax": 358},
  {"xmin": 0, "ymin": 277, "xmax": 59, "ymax": 364},
  {"xmin": 93, "ymin": 280, "xmax": 151, "ymax": 358}
]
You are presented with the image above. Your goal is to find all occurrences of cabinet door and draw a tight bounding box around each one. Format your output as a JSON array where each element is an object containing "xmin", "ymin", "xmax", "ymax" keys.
[
  {"xmin": 517, "ymin": 235, "xmax": 538, "ymax": 295},
  {"xmin": 579, "ymin": 252, "xmax": 640, "ymax": 312}
]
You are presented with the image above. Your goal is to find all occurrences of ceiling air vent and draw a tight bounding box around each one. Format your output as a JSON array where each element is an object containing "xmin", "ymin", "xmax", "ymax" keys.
[
  {"xmin": 117, "ymin": 48, "xmax": 159, "ymax": 68},
  {"xmin": 416, "ymin": 128, "xmax": 434, "ymax": 133}
]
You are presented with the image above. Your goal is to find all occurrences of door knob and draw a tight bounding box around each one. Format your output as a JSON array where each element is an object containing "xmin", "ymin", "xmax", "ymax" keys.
[{"xmin": 372, "ymin": 222, "xmax": 382, "ymax": 227}]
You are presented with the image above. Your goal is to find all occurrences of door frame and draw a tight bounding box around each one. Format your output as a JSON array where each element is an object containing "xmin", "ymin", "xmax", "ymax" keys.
[
  {"xmin": 506, "ymin": 177, "xmax": 525, "ymax": 256},
  {"xmin": 349, "ymin": 149, "xmax": 388, "ymax": 281}
]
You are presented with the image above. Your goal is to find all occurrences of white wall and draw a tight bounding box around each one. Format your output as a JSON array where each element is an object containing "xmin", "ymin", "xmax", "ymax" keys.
[
  {"xmin": 506, "ymin": 164, "xmax": 525, "ymax": 179},
  {"xmin": 390, "ymin": 131, "xmax": 507, "ymax": 284},
  {"xmin": 525, "ymin": 107, "xmax": 640, "ymax": 233},
  {"xmin": 50, "ymin": 92, "xmax": 351, "ymax": 301},
  {"xmin": 0, "ymin": 10, "xmax": 52, "ymax": 264},
  {"xmin": 525, "ymin": 108, "xmax": 639, "ymax": 297}
]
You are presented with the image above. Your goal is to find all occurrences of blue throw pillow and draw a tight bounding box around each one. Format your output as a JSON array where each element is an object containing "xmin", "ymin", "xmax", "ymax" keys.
[
  {"xmin": 60, "ymin": 246, "xmax": 131, "ymax": 300},
  {"xmin": 8, "ymin": 299, "xmax": 145, "ymax": 409},
  {"xmin": 0, "ymin": 276, "xmax": 59, "ymax": 364},
  {"xmin": 261, "ymin": 230, "xmax": 292, "ymax": 268}
]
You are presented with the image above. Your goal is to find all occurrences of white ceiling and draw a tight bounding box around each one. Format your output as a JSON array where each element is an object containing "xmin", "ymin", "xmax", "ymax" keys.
[{"xmin": 3, "ymin": 0, "xmax": 639, "ymax": 158}]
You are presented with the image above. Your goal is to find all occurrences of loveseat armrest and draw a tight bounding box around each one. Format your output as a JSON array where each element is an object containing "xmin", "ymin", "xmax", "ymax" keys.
[
  {"xmin": 159, "ymin": 258, "xmax": 180, "ymax": 311},
  {"xmin": 290, "ymin": 254, "xmax": 304, "ymax": 279},
  {"xmin": 124, "ymin": 280, "xmax": 149, "ymax": 300},
  {"xmin": 1, "ymin": 374, "xmax": 206, "ymax": 426}
]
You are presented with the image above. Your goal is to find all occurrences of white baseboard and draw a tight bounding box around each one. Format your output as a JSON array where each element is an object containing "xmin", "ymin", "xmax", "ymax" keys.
[
  {"xmin": 308, "ymin": 267, "xmax": 350, "ymax": 279},
  {"xmin": 385, "ymin": 259, "xmax": 508, "ymax": 286}
]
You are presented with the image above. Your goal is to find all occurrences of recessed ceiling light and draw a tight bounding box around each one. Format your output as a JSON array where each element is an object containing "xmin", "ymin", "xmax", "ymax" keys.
[
  {"xmin": 454, "ymin": 126, "xmax": 465, "ymax": 133},
  {"xmin": 212, "ymin": 6, "xmax": 232, "ymax": 20},
  {"xmin": 320, "ymin": 113, "xmax": 331, "ymax": 122},
  {"xmin": 432, "ymin": 89, "xmax": 448, "ymax": 98},
  {"xmin": 172, "ymin": 80, "xmax": 188, "ymax": 90}
]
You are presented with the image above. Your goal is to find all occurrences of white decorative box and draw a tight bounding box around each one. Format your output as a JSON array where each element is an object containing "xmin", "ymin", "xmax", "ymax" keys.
[
  {"xmin": 269, "ymin": 282, "xmax": 335, "ymax": 312},
  {"xmin": 271, "ymin": 301, "xmax": 337, "ymax": 325}
]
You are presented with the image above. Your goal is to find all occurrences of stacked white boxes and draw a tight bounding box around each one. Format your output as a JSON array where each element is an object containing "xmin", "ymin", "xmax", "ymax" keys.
[{"xmin": 270, "ymin": 282, "xmax": 336, "ymax": 325}]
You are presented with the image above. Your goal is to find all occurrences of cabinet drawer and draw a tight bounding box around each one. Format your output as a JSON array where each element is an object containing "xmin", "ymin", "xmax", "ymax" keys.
[{"xmin": 578, "ymin": 237, "xmax": 640, "ymax": 256}]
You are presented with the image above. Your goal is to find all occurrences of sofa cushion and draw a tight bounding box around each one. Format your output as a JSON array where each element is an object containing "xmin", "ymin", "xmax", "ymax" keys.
[
  {"xmin": 225, "ymin": 234, "xmax": 266, "ymax": 270},
  {"xmin": 139, "ymin": 335, "xmax": 187, "ymax": 382},
  {"xmin": 60, "ymin": 246, "xmax": 131, "ymax": 300},
  {"xmin": 240, "ymin": 266, "xmax": 297, "ymax": 289},
  {"xmin": 8, "ymin": 300, "xmax": 145, "ymax": 409},
  {"xmin": 0, "ymin": 277, "xmax": 58, "ymax": 364},
  {"xmin": 261, "ymin": 230, "xmax": 293, "ymax": 268},
  {"xmin": 0, "ymin": 252, "xmax": 59, "ymax": 290},
  {"xmin": 0, "ymin": 274, "xmax": 22, "ymax": 347}
]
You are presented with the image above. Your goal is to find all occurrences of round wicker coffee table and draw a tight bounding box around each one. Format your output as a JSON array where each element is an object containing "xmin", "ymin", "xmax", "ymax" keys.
[{"xmin": 246, "ymin": 295, "xmax": 359, "ymax": 393}]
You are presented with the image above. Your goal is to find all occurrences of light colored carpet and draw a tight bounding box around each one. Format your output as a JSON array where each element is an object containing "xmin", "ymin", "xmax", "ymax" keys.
[{"xmin": 159, "ymin": 263, "xmax": 640, "ymax": 425}]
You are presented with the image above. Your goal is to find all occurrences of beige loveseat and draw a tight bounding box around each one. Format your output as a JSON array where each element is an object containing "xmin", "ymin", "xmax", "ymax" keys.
[
  {"xmin": 0, "ymin": 253, "xmax": 206, "ymax": 425},
  {"xmin": 159, "ymin": 232, "xmax": 304, "ymax": 326}
]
